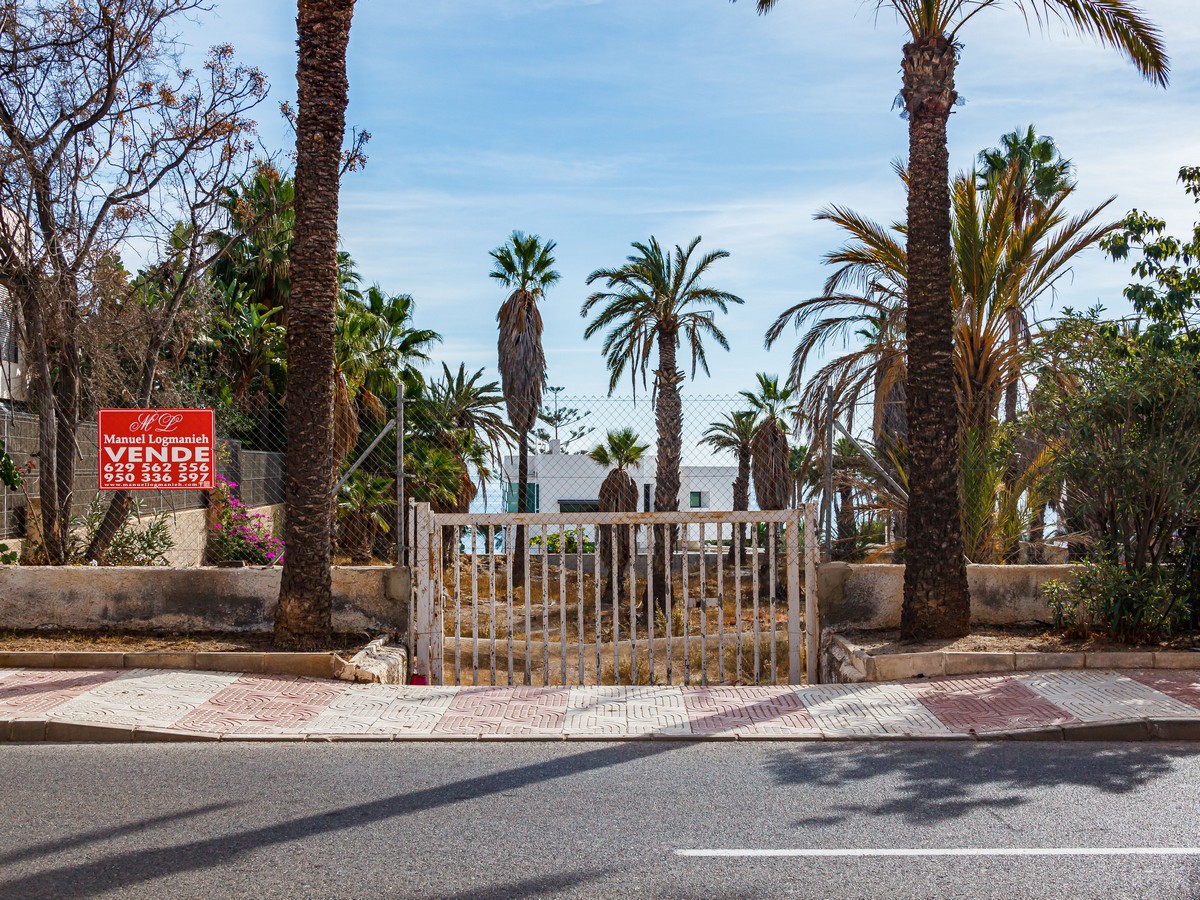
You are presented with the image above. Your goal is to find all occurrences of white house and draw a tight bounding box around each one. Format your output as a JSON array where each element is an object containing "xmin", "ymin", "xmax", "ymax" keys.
[
  {"xmin": 500, "ymin": 440, "xmax": 738, "ymax": 549},
  {"xmin": 502, "ymin": 440, "xmax": 737, "ymax": 515}
]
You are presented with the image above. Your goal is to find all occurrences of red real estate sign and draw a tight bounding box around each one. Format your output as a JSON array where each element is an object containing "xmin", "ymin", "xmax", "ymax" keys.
[{"xmin": 98, "ymin": 409, "xmax": 216, "ymax": 491}]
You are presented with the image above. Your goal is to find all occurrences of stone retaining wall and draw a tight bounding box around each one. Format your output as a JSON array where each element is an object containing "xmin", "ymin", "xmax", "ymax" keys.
[
  {"xmin": 817, "ymin": 562, "xmax": 1074, "ymax": 632},
  {"xmin": 0, "ymin": 565, "xmax": 411, "ymax": 635}
]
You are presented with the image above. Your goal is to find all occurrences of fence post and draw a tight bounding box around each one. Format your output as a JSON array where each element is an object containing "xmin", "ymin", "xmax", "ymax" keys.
[
  {"xmin": 824, "ymin": 381, "xmax": 834, "ymax": 562},
  {"xmin": 412, "ymin": 501, "xmax": 432, "ymax": 683},
  {"xmin": 804, "ymin": 502, "xmax": 821, "ymax": 684},
  {"xmin": 396, "ymin": 382, "xmax": 405, "ymax": 566},
  {"xmin": 786, "ymin": 508, "xmax": 802, "ymax": 684}
]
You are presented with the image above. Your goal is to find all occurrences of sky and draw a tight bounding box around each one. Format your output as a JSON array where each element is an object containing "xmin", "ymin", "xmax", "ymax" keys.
[{"xmin": 181, "ymin": 0, "xmax": 1200, "ymax": 401}]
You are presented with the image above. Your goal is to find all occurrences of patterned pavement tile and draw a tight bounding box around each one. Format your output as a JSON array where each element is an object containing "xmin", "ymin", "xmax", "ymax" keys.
[
  {"xmin": 1125, "ymin": 670, "xmax": 1200, "ymax": 711},
  {"xmin": 795, "ymin": 683, "xmax": 955, "ymax": 737},
  {"xmin": 1019, "ymin": 671, "xmax": 1198, "ymax": 722},
  {"xmin": 0, "ymin": 669, "xmax": 124, "ymax": 717},
  {"xmin": 908, "ymin": 676, "xmax": 1078, "ymax": 734},
  {"xmin": 683, "ymin": 687, "xmax": 819, "ymax": 736},
  {"xmin": 174, "ymin": 674, "xmax": 342, "ymax": 734},
  {"xmin": 50, "ymin": 669, "xmax": 240, "ymax": 728},
  {"xmin": 306, "ymin": 685, "xmax": 460, "ymax": 735},
  {"xmin": 565, "ymin": 686, "xmax": 691, "ymax": 735}
]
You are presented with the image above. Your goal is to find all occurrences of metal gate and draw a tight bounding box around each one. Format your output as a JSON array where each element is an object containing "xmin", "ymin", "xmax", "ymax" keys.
[{"xmin": 410, "ymin": 504, "xmax": 819, "ymax": 686}]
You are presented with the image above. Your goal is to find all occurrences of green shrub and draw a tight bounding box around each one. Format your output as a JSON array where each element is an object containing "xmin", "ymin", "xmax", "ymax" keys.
[{"xmin": 1043, "ymin": 558, "xmax": 1188, "ymax": 643}]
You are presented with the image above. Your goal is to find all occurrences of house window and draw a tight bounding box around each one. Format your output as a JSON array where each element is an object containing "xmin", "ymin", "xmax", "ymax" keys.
[
  {"xmin": 505, "ymin": 483, "xmax": 539, "ymax": 513},
  {"xmin": 559, "ymin": 499, "xmax": 599, "ymax": 514},
  {"xmin": 689, "ymin": 491, "xmax": 708, "ymax": 509}
]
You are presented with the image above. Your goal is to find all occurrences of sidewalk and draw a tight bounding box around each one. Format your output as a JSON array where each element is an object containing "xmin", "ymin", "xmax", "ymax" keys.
[{"xmin": 2, "ymin": 667, "xmax": 1199, "ymax": 742}]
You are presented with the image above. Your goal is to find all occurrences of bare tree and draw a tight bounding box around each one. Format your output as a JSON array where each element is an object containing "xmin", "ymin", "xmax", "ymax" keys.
[{"xmin": 0, "ymin": 0, "xmax": 266, "ymax": 563}]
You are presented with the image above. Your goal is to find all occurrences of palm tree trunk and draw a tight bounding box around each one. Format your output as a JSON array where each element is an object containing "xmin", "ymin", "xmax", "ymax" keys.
[
  {"xmin": 651, "ymin": 327, "xmax": 682, "ymax": 613},
  {"xmin": 513, "ymin": 429, "xmax": 529, "ymax": 582},
  {"xmin": 274, "ymin": 0, "xmax": 355, "ymax": 650},
  {"xmin": 728, "ymin": 446, "xmax": 750, "ymax": 565},
  {"xmin": 833, "ymin": 484, "xmax": 855, "ymax": 561},
  {"xmin": 898, "ymin": 35, "xmax": 971, "ymax": 641}
]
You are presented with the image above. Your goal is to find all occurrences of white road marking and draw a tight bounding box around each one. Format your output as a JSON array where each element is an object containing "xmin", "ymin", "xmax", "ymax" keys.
[{"xmin": 677, "ymin": 848, "xmax": 1200, "ymax": 858}]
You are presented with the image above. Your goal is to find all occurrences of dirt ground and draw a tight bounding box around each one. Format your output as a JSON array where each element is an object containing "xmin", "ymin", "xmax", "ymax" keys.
[
  {"xmin": 846, "ymin": 625, "xmax": 1200, "ymax": 656},
  {"xmin": 0, "ymin": 630, "xmax": 369, "ymax": 654}
]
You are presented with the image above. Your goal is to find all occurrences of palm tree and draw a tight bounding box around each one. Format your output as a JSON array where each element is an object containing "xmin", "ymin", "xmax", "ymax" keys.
[
  {"xmin": 491, "ymin": 230, "xmax": 559, "ymax": 581},
  {"xmin": 337, "ymin": 471, "xmax": 394, "ymax": 565},
  {"xmin": 590, "ymin": 429, "xmax": 649, "ymax": 604},
  {"xmin": 741, "ymin": 374, "xmax": 798, "ymax": 599},
  {"xmin": 334, "ymin": 285, "xmax": 441, "ymax": 461},
  {"xmin": 743, "ymin": 0, "xmax": 1168, "ymax": 640},
  {"xmin": 978, "ymin": 127, "xmax": 1075, "ymax": 424},
  {"xmin": 583, "ymin": 236, "xmax": 744, "ymax": 610},
  {"xmin": 740, "ymin": 374, "xmax": 797, "ymax": 512},
  {"xmin": 702, "ymin": 410, "xmax": 759, "ymax": 562},
  {"xmin": 274, "ymin": 0, "xmax": 356, "ymax": 650}
]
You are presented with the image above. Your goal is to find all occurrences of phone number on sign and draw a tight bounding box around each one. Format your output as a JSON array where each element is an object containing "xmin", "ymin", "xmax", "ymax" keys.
[{"xmin": 102, "ymin": 463, "xmax": 211, "ymax": 484}]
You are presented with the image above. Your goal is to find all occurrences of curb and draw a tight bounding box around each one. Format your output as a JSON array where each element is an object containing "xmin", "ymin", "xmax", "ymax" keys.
[
  {"xmin": 4, "ymin": 716, "xmax": 1200, "ymax": 744},
  {"xmin": 0, "ymin": 651, "xmax": 340, "ymax": 679}
]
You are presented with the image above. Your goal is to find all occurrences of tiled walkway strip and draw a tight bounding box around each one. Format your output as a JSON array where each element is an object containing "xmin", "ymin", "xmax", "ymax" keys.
[{"xmin": 1, "ymin": 667, "xmax": 1199, "ymax": 740}]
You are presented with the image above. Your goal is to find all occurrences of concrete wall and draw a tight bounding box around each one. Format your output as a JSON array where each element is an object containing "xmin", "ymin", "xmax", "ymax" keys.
[
  {"xmin": 817, "ymin": 562, "xmax": 1076, "ymax": 631},
  {"xmin": 0, "ymin": 565, "xmax": 411, "ymax": 635}
]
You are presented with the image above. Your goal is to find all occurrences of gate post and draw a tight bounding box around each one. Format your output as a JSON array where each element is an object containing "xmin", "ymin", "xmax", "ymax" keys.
[
  {"xmin": 786, "ymin": 508, "xmax": 802, "ymax": 683},
  {"xmin": 804, "ymin": 502, "xmax": 821, "ymax": 684},
  {"xmin": 412, "ymin": 502, "xmax": 433, "ymax": 684}
]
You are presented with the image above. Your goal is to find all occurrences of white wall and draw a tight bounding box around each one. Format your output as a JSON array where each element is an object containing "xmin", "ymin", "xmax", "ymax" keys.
[{"xmin": 501, "ymin": 444, "xmax": 739, "ymax": 549}]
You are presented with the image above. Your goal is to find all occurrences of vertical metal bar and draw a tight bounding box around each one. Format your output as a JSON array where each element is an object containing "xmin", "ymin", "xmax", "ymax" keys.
[
  {"xmin": 488, "ymin": 525, "xmax": 497, "ymax": 686},
  {"xmin": 646, "ymin": 521, "xmax": 655, "ymax": 685},
  {"xmin": 805, "ymin": 502, "xmax": 821, "ymax": 685},
  {"xmin": 560, "ymin": 521, "xmax": 568, "ymax": 687},
  {"xmin": 407, "ymin": 499, "xmax": 417, "ymax": 658},
  {"xmin": 698, "ymin": 521, "xmax": 708, "ymax": 687},
  {"xmin": 664, "ymin": 524, "xmax": 673, "ymax": 685},
  {"xmin": 682, "ymin": 522, "xmax": 690, "ymax": 687},
  {"xmin": 594, "ymin": 520, "xmax": 602, "ymax": 685},
  {"xmin": 769, "ymin": 521, "xmax": 778, "ymax": 685},
  {"xmin": 454, "ymin": 525, "xmax": 462, "ymax": 686},
  {"xmin": 717, "ymin": 520, "xmax": 726, "ymax": 684},
  {"xmin": 734, "ymin": 519, "xmax": 743, "ymax": 683},
  {"xmin": 523, "ymin": 522, "xmax": 532, "ymax": 686},
  {"xmin": 470, "ymin": 526, "xmax": 479, "ymax": 686},
  {"xmin": 824, "ymin": 381, "xmax": 835, "ymax": 563},
  {"xmin": 577, "ymin": 523, "xmax": 585, "ymax": 685},
  {"xmin": 628, "ymin": 521, "xmax": 637, "ymax": 683},
  {"xmin": 542, "ymin": 524, "xmax": 549, "ymax": 686},
  {"xmin": 396, "ymin": 382, "xmax": 405, "ymax": 566},
  {"xmin": 412, "ymin": 503, "xmax": 431, "ymax": 683},
  {"xmin": 610, "ymin": 526, "xmax": 619, "ymax": 684},
  {"xmin": 786, "ymin": 510, "xmax": 803, "ymax": 684},
  {"xmin": 506, "ymin": 525, "xmax": 515, "ymax": 686},
  {"xmin": 432, "ymin": 518, "xmax": 445, "ymax": 685},
  {"xmin": 751, "ymin": 519, "xmax": 761, "ymax": 685}
]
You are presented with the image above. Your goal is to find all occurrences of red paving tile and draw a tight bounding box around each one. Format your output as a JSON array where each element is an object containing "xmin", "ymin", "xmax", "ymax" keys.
[
  {"xmin": 1126, "ymin": 670, "xmax": 1200, "ymax": 709},
  {"xmin": 174, "ymin": 674, "xmax": 341, "ymax": 734},
  {"xmin": 0, "ymin": 669, "xmax": 124, "ymax": 716},
  {"xmin": 908, "ymin": 676, "xmax": 1077, "ymax": 733}
]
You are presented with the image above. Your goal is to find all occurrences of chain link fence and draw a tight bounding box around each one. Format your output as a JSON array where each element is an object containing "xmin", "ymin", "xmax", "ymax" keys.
[
  {"xmin": 813, "ymin": 386, "xmax": 1065, "ymax": 566},
  {"xmin": 0, "ymin": 391, "xmax": 822, "ymax": 569}
]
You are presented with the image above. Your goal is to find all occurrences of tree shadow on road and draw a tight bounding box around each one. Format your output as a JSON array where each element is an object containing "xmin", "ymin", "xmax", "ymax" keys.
[
  {"xmin": 0, "ymin": 743, "xmax": 672, "ymax": 898},
  {"xmin": 769, "ymin": 741, "xmax": 1200, "ymax": 827}
]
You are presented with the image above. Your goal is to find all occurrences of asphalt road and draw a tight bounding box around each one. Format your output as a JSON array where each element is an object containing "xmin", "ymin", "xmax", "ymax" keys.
[{"xmin": 1, "ymin": 741, "xmax": 1199, "ymax": 899}]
